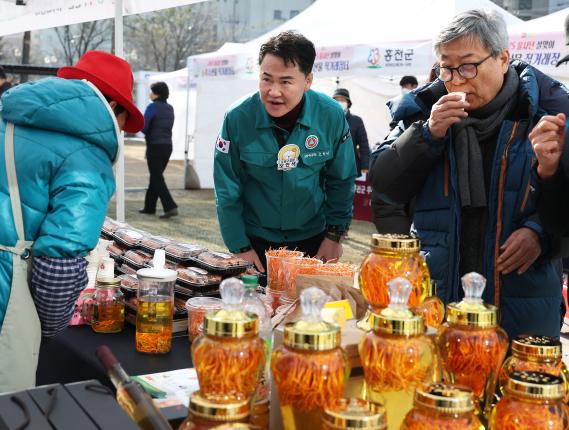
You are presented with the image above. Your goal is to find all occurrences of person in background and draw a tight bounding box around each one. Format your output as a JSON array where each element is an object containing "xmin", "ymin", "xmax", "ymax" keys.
[
  {"xmin": 139, "ymin": 81, "xmax": 178, "ymax": 219},
  {"xmin": 0, "ymin": 50, "xmax": 144, "ymax": 391},
  {"xmin": 0, "ymin": 66, "xmax": 12, "ymax": 97},
  {"xmin": 399, "ymin": 75, "xmax": 418, "ymax": 93},
  {"xmin": 214, "ymin": 31, "xmax": 356, "ymax": 272},
  {"xmin": 369, "ymin": 9, "xmax": 567, "ymax": 340},
  {"xmin": 333, "ymin": 88, "xmax": 370, "ymax": 177}
]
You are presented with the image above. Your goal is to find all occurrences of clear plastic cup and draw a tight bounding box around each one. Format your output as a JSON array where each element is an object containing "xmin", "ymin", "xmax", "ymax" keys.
[
  {"xmin": 265, "ymin": 249, "xmax": 304, "ymax": 291},
  {"xmin": 316, "ymin": 263, "xmax": 357, "ymax": 280},
  {"xmin": 265, "ymin": 287, "xmax": 285, "ymax": 312},
  {"xmin": 185, "ymin": 297, "xmax": 223, "ymax": 342}
]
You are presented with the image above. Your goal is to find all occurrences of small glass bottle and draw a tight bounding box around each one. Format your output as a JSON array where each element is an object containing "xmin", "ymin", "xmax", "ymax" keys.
[
  {"xmin": 82, "ymin": 277, "xmax": 125, "ymax": 333},
  {"xmin": 322, "ymin": 398, "xmax": 386, "ymax": 430},
  {"xmin": 400, "ymin": 383, "xmax": 484, "ymax": 430},
  {"xmin": 178, "ymin": 391, "xmax": 250, "ymax": 430},
  {"xmin": 192, "ymin": 278, "xmax": 265, "ymax": 403},
  {"xmin": 272, "ymin": 288, "xmax": 350, "ymax": 430},
  {"xmin": 490, "ymin": 371, "xmax": 569, "ymax": 429},
  {"xmin": 437, "ymin": 272, "xmax": 509, "ymax": 418},
  {"xmin": 359, "ymin": 234, "xmax": 430, "ymax": 311},
  {"xmin": 359, "ymin": 277, "xmax": 436, "ymax": 430},
  {"xmin": 499, "ymin": 335, "xmax": 569, "ymax": 399}
]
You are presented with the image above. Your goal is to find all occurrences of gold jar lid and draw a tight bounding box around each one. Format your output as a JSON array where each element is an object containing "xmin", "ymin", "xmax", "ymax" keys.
[
  {"xmin": 369, "ymin": 311, "xmax": 424, "ymax": 336},
  {"xmin": 415, "ymin": 383, "xmax": 475, "ymax": 414},
  {"xmin": 283, "ymin": 320, "xmax": 341, "ymax": 351},
  {"xmin": 323, "ymin": 398, "xmax": 386, "ymax": 429},
  {"xmin": 370, "ymin": 234, "xmax": 420, "ymax": 253},
  {"xmin": 96, "ymin": 277, "xmax": 121, "ymax": 287},
  {"xmin": 446, "ymin": 302, "xmax": 498, "ymax": 327},
  {"xmin": 211, "ymin": 425, "xmax": 251, "ymax": 429},
  {"xmin": 512, "ymin": 335, "xmax": 561, "ymax": 361},
  {"xmin": 204, "ymin": 309, "xmax": 259, "ymax": 338},
  {"xmin": 189, "ymin": 391, "xmax": 250, "ymax": 421},
  {"xmin": 506, "ymin": 371, "xmax": 564, "ymax": 399}
]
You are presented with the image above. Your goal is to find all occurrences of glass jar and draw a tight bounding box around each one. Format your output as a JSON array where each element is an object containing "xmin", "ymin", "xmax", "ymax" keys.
[
  {"xmin": 272, "ymin": 288, "xmax": 350, "ymax": 430},
  {"xmin": 322, "ymin": 398, "xmax": 386, "ymax": 430},
  {"xmin": 490, "ymin": 371, "xmax": 569, "ymax": 429},
  {"xmin": 499, "ymin": 335, "xmax": 568, "ymax": 398},
  {"xmin": 400, "ymin": 383, "xmax": 483, "ymax": 430},
  {"xmin": 437, "ymin": 273, "xmax": 508, "ymax": 417},
  {"xmin": 359, "ymin": 278, "xmax": 436, "ymax": 430},
  {"xmin": 135, "ymin": 250, "xmax": 177, "ymax": 354},
  {"xmin": 359, "ymin": 234, "xmax": 429, "ymax": 311},
  {"xmin": 81, "ymin": 277, "xmax": 124, "ymax": 333},
  {"xmin": 192, "ymin": 278, "xmax": 265, "ymax": 403},
  {"xmin": 177, "ymin": 391, "xmax": 250, "ymax": 430}
]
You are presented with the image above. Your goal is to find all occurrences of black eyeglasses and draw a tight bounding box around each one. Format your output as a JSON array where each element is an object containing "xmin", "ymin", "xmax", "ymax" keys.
[{"xmin": 433, "ymin": 54, "xmax": 493, "ymax": 82}]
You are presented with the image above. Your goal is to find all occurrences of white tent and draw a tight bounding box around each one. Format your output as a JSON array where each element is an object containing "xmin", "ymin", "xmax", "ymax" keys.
[
  {"xmin": 187, "ymin": 0, "xmax": 522, "ymax": 189},
  {"xmin": 508, "ymin": 7, "xmax": 569, "ymax": 81},
  {"xmin": 0, "ymin": 0, "xmax": 206, "ymax": 221}
]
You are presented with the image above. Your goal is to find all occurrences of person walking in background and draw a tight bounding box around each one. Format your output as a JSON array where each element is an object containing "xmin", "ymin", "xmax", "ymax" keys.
[
  {"xmin": 0, "ymin": 66, "xmax": 12, "ymax": 97},
  {"xmin": 139, "ymin": 81, "xmax": 178, "ymax": 219},
  {"xmin": 0, "ymin": 50, "xmax": 144, "ymax": 391},
  {"xmin": 399, "ymin": 75, "xmax": 418, "ymax": 93},
  {"xmin": 333, "ymin": 88, "xmax": 370, "ymax": 177}
]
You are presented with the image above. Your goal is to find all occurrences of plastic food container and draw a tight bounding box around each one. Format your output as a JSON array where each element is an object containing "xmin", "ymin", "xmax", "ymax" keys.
[
  {"xmin": 185, "ymin": 297, "xmax": 223, "ymax": 342},
  {"xmin": 101, "ymin": 217, "xmax": 128, "ymax": 238},
  {"xmin": 107, "ymin": 241, "xmax": 128, "ymax": 260},
  {"xmin": 139, "ymin": 235, "xmax": 171, "ymax": 253},
  {"xmin": 265, "ymin": 248, "xmax": 304, "ymax": 291},
  {"xmin": 177, "ymin": 267, "xmax": 223, "ymax": 287},
  {"xmin": 123, "ymin": 250, "xmax": 154, "ymax": 269},
  {"xmin": 283, "ymin": 257, "xmax": 323, "ymax": 299},
  {"xmin": 113, "ymin": 228, "xmax": 145, "ymax": 248},
  {"xmin": 192, "ymin": 252, "xmax": 249, "ymax": 275},
  {"xmin": 165, "ymin": 242, "xmax": 206, "ymax": 263}
]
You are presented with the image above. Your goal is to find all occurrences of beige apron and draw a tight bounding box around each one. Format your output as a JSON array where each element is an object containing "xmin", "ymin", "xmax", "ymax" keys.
[{"xmin": 0, "ymin": 122, "xmax": 41, "ymax": 392}]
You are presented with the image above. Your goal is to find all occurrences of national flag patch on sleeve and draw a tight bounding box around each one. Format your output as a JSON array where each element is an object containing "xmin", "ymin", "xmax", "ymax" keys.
[{"xmin": 216, "ymin": 135, "xmax": 231, "ymax": 153}]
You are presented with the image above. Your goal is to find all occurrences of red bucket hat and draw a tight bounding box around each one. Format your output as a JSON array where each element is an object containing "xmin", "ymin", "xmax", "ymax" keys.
[{"xmin": 57, "ymin": 50, "xmax": 144, "ymax": 133}]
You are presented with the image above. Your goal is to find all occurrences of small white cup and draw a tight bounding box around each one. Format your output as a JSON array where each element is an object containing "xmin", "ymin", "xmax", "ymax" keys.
[{"xmin": 449, "ymin": 91, "xmax": 466, "ymax": 102}]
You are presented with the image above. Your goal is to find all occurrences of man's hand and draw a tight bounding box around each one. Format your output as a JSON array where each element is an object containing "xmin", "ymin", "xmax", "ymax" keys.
[
  {"xmin": 427, "ymin": 93, "xmax": 469, "ymax": 140},
  {"xmin": 497, "ymin": 227, "xmax": 541, "ymax": 275},
  {"xmin": 529, "ymin": 113, "xmax": 565, "ymax": 180},
  {"xmin": 237, "ymin": 249, "xmax": 265, "ymax": 272},
  {"xmin": 315, "ymin": 238, "xmax": 343, "ymax": 263}
]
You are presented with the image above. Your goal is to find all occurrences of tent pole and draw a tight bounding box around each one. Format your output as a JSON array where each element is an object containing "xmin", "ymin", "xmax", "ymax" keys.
[{"xmin": 114, "ymin": 0, "xmax": 125, "ymax": 222}]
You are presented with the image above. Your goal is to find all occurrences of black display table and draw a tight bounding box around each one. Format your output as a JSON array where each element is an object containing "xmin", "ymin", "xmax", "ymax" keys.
[{"xmin": 36, "ymin": 325, "xmax": 193, "ymax": 388}]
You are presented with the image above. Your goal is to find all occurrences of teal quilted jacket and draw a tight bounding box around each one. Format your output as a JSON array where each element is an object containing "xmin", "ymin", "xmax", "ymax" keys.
[{"xmin": 0, "ymin": 77, "xmax": 118, "ymax": 329}]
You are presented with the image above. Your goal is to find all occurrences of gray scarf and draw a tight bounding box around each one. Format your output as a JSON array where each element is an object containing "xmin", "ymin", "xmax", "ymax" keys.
[{"xmin": 452, "ymin": 66, "xmax": 519, "ymax": 208}]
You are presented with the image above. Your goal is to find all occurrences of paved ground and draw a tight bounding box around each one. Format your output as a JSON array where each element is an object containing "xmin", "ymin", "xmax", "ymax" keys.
[{"xmin": 108, "ymin": 142, "xmax": 376, "ymax": 263}]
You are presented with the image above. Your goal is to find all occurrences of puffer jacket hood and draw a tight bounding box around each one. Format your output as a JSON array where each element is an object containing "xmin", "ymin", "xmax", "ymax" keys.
[{"xmin": 1, "ymin": 77, "xmax": 119, "ymax": 161}]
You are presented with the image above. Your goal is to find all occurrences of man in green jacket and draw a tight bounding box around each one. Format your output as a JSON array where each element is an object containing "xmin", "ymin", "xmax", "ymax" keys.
[{"xmin": 214, "ymin": 31, "xmax": 356, "ymax": 271}]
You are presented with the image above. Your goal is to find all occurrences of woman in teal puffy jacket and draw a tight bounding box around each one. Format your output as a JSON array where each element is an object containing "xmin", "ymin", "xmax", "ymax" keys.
[{"xmin": 0, "ymin": 51, "xmax": 144, "ymax": 391}]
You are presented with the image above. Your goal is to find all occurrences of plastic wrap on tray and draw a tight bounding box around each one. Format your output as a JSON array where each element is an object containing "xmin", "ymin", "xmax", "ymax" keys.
[
  {"xmin": 140, "ymin": 235, "xmax": 171, "ymax": 252},
  {"xmin": 164, "ymin": 242, "xmax": 205, "ymax": 261},
  {"xmin": 113, "ymin": 228, "xmax": 145, "ymax": 247},
  {"xmin": 102, "ymin": 217, "xmax": 128, "ymax": 235},
  {"xmin": 177, "ymin": 267, "xmax": 222, "ymax": 286},
  {"xmin": 193, "ymin": 251, "xmax": 249, "ymax": 271},
  {"xmin": 122, "ymin": 250, "xmax": 153, "ymax": 268},
  {"xmin": 107, "ymin": 241, "xmax": 128, "ymax": 259},
  {"xmin": 119, "ymin": 274, "xmax": 139, "ymax": 290},
  {"xmin": 118, "ymin": 263, "xmax": 138, "ymax": 275}
]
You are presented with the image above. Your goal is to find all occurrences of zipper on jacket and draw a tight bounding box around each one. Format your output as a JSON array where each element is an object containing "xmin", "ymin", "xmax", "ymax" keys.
[{"xmin": 493, "ymin": 121, "xmax": 520, "ymax": 308}]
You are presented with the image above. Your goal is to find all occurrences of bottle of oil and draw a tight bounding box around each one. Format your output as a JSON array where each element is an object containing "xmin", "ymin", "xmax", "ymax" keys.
[{"xmin": 95, "ymin": 345, "xmax": 172, "ymax": 430}]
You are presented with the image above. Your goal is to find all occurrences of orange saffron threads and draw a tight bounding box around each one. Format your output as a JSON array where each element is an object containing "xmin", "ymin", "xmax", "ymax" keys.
[
  {"xmin": 359, "ymin": 333, "xmax": 434, "ymax": 392},
  {"xmin": 359, "ymin": 252, "xmax": 428, "ymax": 310},
  {"xmin": 439, "ymin": 328, "xmax": 507, "ymax": 398},
  {"xmin": 136, "ymin": 332, "xmax": 172, "ymax": 354},
  {"xmin": 272, "ymin": 348, "xmax": 349, "ymax": 412},
  {"xmin": 401, "ymin": 409, "xmax": 482, "ymax": 430},
  {"xmin": 265, "ymin": 248, "xmax": 304, "ymax": 291},
  {"xmin": 490, "ymin": 394, "xmax": 569, "ymax": 429},
  {"xmin": 193, "ymin": 336, "xmax": 266, "ymax": 402}
]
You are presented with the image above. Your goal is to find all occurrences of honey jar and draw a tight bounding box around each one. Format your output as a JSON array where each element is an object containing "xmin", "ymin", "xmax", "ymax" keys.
[
  {"xmin": 272, "ymin": 288, "xmax": 350, "ymax": 430},
  {"xmin": 192, "ymin": 278, "xmax": 265, "ymax": 403},
  {"xmin": 177, "ymin": 391, "xmax": 250, "ymax": 430},
  {"xmin": 322, "ymin": 398, "xmax": 386, "ymax": 430},
  {"xmin": 359, "ymin": 278, "xmax": 436, "ymax": 429},
  {"xmin": 490, "ymin": 371, "xmax": 569, "ymax": 429},
  {"xmin": 437, "ymin": 272, "xmax": 508, "ymax": 417}
]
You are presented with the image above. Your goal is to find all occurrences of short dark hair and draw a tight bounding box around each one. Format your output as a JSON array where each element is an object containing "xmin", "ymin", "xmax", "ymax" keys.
[
  {"xmin": 0, "ymin": 66, "xmax": 6, "ymax": 80},
  {"xmin": 150, "ymin": 81, "xmax": 169, "ymax": 100},
  {"xmin": 399, "ymin": 76, "xmax": 418, "ymax": 87},
  {"xmin": 258, "ymin": 31, "xmax": 316, "ymax": 76},
  {"xmin": 104, "ymin": 95, "xmax": 127, "ymax": 116}
]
